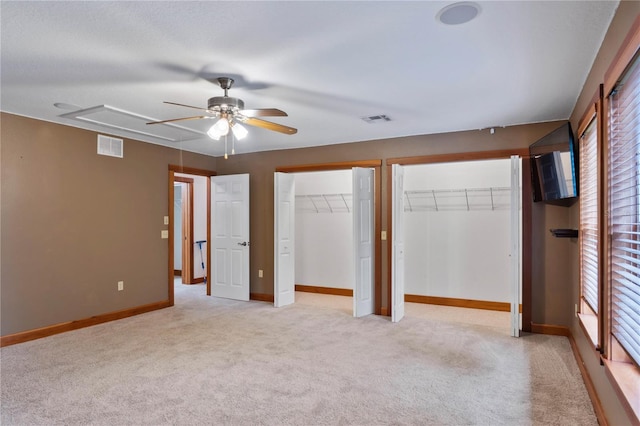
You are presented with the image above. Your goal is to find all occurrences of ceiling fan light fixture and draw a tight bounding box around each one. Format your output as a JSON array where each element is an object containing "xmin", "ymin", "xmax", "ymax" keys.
[
  {"xmin": 207, "ymin": 117, "xmax": 230, "ymax": 140},
  {"xmin": 207, "ymin": 128, "xmax": 221, "ymax": 140},
  {"xmin": 231, "ymin": 122, "xmax": 248, "ymax": 140},
  {"xmin": 216, "ymin": 117, "xmax": 230, "ymax": 134}
]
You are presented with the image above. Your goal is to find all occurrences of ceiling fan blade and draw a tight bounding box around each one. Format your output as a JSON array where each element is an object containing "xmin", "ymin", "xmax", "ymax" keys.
[
  {"xmin": 164, "ymin": 101, "xmax": 209, "ymax": 112},
  {"xmin": 240, "ymin": 108, "xmax": 288, "ymax": 117},
  {"xmin": 146, "ymin": 115, "xmax": 210, "ymax": 125},
  {"xmin": 241, "ymin": 117, "xmax": 297, "ymax": 135}
]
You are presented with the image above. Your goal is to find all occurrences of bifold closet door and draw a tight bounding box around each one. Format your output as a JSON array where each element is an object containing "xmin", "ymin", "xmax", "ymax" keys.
[
  {"xmin": 510, "ymin": 156, "xmax": 521, "ymax": 337},
  {"xmin": 274, "ymin": 172, "xmax": 296, "ymax": 308},
  {"xmin": 353, "ymin": 167, "xmax": 375, "ymax": 317},
  {"xmin": 392, "ymin": 164, "xmax": 405, "ymax": 323}
]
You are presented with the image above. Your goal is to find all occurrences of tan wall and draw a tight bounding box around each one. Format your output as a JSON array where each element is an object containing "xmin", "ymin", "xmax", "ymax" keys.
[
  {"xmin": 215, "ymin": 121, "xmax": 568, "ymax": 318},
  {"xmin": 1, "ymin": 113, "xmax": 216, "ymax": 335},
  {"xmin": 530, "ymin": 201, "xmax": 576, "ymax": 325},
  {"xmin": 567, "ymin": 2, "xmax": 640, "ymax": 425},
  {"xmin": 1, "ymin": 111, "xmax": 574, "ymax": 336}
]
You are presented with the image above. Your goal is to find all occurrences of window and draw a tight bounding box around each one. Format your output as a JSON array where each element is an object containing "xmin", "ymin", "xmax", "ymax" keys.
[
  {"xmin": 578, "ymin": 112, "xmax": 599, "ymax": 346},
  {"xmin": 604, "ymin": 29, "xmax": 640, "ymax": 417},
  {"xmin": 607, "ymin": 51, "xmax": 640, "ymax": 367},
  {"xmin": 579, "ymin": 117, "xmax": 599, "ymax": 314}
]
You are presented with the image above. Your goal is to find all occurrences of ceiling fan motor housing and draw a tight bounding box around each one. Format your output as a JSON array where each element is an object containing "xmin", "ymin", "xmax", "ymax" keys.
[{"xmin": 208, "ymin": 96, "xmax": 244, "ymax": 113}]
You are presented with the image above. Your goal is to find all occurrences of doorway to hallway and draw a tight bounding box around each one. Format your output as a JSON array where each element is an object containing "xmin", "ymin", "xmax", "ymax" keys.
[{"xmin": 168, "ymin": 165, "xmax": 216, "ymax": 305}]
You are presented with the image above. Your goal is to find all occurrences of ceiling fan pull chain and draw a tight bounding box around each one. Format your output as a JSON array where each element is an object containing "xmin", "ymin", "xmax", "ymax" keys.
[
  {"xmin": 224, "ymin": 134, "xmax": 229, "ymax": 160},
  {"xmin": 232, "ymin": 132, "xmax": 236, "ymax": 155}
]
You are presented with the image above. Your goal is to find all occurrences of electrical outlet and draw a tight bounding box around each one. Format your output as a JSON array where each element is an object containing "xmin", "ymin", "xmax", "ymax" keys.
[
  {"xmin": 118, "ymin": 281, "xmax": 124, "ymax": 291},
  {"xmin": 258, "ymin": 269, "xmax": 263, "ymax": 278},
  {"xmin": 161, "ymin": 230, "xmax": 169, "ymax": 239}
]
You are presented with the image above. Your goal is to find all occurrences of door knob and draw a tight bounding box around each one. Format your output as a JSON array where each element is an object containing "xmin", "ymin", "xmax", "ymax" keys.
[{"xmin": 237, "ymin": 241, "xmax": 250, "ymax": 247}]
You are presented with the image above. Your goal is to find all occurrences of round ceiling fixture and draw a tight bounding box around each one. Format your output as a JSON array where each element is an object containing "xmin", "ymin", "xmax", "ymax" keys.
[{"xmin": 436, "ymin": 2, "xmax": 481, "ymax": 25}]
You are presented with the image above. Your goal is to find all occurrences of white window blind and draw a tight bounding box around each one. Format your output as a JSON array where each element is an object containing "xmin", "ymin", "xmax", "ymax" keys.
[
  {"xmin": 608, "ymin": 52, "xmax": 640, "ymax": 366},
  {"xmin": 580, "ymin": 118, "xmax": 599, "ymax": 313}
]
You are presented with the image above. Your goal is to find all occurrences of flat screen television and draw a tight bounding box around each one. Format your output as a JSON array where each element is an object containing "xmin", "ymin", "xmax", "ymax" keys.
[{"xmin": 529, "ymin": 123, "xmax": 578, "ymax": 206}]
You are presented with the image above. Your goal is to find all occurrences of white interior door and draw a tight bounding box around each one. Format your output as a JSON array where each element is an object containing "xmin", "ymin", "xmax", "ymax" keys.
[
  {"xmin": 274, "ymin": 172, "xmax": 296, "ymax": 307},
  {"xmin": 210, "ymin": 174, "xmax": 250, "ymax": 301},
  {"xmin": 392, "ymin": 164, "xmax": 405, "ymax": 323},
  {"xmin": 510, "ymin": 156, "xmax": 521, "ymax": 337},
  {"xmin": 353, "ymin": 167, "xmax": 375, "ymax": 317}
]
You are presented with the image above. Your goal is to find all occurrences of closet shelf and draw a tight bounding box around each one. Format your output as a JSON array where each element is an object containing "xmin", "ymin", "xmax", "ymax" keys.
[
  {"xmin": 296, "ymin": 193, "xmax": 352, "ymax": 213},
  {"xmin": 296, "ymin": 187, "xmax": 517, "ymax": 213},
  {"xmin": 404, "ymin": 187, "xmax": 515, "ymax": 212}
]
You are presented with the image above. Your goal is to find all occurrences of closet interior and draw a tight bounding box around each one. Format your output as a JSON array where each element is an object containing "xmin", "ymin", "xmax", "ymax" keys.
[
  {"xmin": 293, "ymin": 160, "xmax": 520, "ymax": 329},
  {"xmin": 295, "ymin": 170, "xmax": 355, "ymax": 298}
]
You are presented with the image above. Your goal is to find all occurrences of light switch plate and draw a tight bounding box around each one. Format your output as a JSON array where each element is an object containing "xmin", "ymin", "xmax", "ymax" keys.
[
  {"xmin": 381, "ymin": 231, "xmax": 387, "ymax": 241},
  {"xmin": 163, "ymin": 216, "xmax": 169, "ymax": 225},
  {"xmin": 161, "ymin": 230, "xmax": 169, "ymax": 239}
]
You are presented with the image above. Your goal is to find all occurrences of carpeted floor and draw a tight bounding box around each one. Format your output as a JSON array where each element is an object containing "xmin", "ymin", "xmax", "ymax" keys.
[{"xmin": 0, "ymin": 283, "xmax": 597, "ymax": 425}]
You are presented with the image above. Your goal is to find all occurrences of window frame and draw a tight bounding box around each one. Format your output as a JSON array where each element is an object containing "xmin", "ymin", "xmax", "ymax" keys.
[
  {"xmin": 606, "ymin": 65, "xmax": 640, "ymax": 366},
  {"xmin": 577, "ymin": 95, "xmax": 602, "ymax": 350},
  {"xmin": 601, "ymin": 14, "xmax": 640, "ymax": 421}
]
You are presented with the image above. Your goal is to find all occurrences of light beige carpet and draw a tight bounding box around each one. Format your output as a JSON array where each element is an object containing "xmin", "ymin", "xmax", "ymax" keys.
[
  {"xmin": 1, "ymin": 283, "xmax": 597, "ymax": 425},
  {"xmin": 294, "ymin": 291, "xmax": 511, "ymax": 332}
]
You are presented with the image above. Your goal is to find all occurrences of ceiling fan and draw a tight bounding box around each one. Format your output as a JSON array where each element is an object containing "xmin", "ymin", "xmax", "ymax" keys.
[{"xmin": 146, "ymin": 77, "xmax": 297, "ymax": 141}]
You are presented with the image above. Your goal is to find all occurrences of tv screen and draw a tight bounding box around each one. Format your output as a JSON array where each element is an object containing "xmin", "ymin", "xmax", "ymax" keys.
[{"xmin": 529, "ymin": 123, "xmax": 578, "ymax": 206}]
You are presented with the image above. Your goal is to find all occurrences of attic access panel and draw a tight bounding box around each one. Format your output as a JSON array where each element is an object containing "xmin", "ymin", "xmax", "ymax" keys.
[{"xmin": 61, "ymin": 105, "xmax": 205, "ymax": 142}]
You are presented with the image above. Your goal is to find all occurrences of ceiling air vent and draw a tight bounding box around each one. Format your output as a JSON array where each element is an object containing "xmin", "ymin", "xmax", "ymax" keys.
[
  {"xmin": 97, "ymin": 134, "xmax": 123, "ymax": 158},
  {"xmin": 361, "ymin": 114, "xmax": 391, "ymax": 124}
]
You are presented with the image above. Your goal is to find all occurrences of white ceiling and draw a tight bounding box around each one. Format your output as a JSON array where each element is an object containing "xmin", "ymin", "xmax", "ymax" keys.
[{"xmin": 1, "ymin": 1, "xmax": 618, "ymax": 157}]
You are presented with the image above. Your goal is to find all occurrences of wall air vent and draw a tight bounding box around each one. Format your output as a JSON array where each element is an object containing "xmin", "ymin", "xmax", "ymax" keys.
[
  {"xmin": 97, "ymin": 135, "xmax": 124, "ymax": 158},
  {"xmin": 361, "ymin": 114, "xmax": 392, "ymax": 124}
]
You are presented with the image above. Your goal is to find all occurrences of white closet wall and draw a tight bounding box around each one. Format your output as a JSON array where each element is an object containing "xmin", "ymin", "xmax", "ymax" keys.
[
  {"xmin": 404, "ymin": 159, "xmax": 513, "ymax": 303},
  {"xmin": 295, "ymin": 170, "xmax": 353, "ymax": 289}
]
